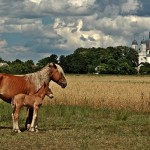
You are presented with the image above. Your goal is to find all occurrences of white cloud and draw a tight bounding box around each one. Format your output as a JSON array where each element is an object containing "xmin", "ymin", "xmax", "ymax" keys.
[
  {"xmin": 0, "ymin": 39, "xmax": 7, "ymax": 48},
  {"xmin": 53, "ymin": 18, "xmax": 121, "ymax": 49},
  {"xmin": 103, "ymin": 4, "xmax": 120, "ymax": 17},
  {"xmin": 121, "ymin": 0, "xmax": 142, "ymax": 13},
  {"xmin": 52, "ymin": 12, "xmax": 150, "ymax": 51},
  {"xmin": 0, "ymin": 45, "xmax": 29, "ymax": 53},
  {"xmin": 68, "ymin": 0, "xmax": 96, "ymax": 7},
  {"xmin": 0, "ymin": 0, "xmax": 149, "ymax": 62},
  {"xmin": 0, "ymin": 17, "xmax": 43, "ymax": 33},
  {"xmin": 36, "ymin": 0, "xmax": 96, "ymax": 16},
  {"xmin": 29, "ymin": 0, "xmax": 41, "ymax": 4}
]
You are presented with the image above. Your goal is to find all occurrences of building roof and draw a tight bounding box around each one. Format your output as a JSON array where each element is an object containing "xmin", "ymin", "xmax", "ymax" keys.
[
  {"xmin": 141, "ymin": 39, "xmax": 146, "ymax": 44},
  {"xmin": 132, "ymin": 39, "xmax": 138, "ymax": 45},
  {"xmin": 132, "ymin": 40, "xmax": 138, "ymax": 45},
  {"xmin": 0, "ymin": 62, "xmax": 9, "ymax": 67}
]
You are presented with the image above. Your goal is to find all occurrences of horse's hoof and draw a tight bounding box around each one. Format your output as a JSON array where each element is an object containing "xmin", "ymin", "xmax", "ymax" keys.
[
  {"xmin": 17, "ymin": 130, "xmax": 21, "ymax": 133},
  {"xmin": 29, "ymin": 127, "xmax": 35, "ymax": 132},
  {"xmin": 27, "ymin": 124, "xmax": 31, "ymax": 130},
  {"xmin": 13, "ymin": 129, "xmax": 21, "ymax": 133},
  {"xmin": 35, "ymin": 129, "xmax": 39, "ymax": 133}
]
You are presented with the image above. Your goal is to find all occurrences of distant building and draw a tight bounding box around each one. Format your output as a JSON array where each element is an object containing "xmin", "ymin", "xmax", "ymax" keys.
[
  {"xmin": 131, "ymin": 32, "xmax": 150, "ymax": 64},
  {"xmin": 0, "ymin": 62, "xmax": 9, "ymax": 67}
]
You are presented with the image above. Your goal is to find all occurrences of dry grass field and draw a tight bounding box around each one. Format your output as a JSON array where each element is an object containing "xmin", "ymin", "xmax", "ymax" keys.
[
  {"xmin": 49, "ymin": 74, "xmax": 150, "ymax": 112},
  {"xmin": 0, "ymin": 75, "xmax": 150, "ymax": 150}
]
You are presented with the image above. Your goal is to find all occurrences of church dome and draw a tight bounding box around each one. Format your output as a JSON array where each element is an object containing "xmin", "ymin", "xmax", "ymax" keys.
[
  {"xmin": 141, "ymin": 39, "xmax": 146, "ymax": 44},
  {"xmin": 132, "ymin": 39, "xmax": 138, "ymax": 45}
]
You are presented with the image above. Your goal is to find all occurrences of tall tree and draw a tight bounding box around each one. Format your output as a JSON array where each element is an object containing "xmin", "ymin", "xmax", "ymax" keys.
[{"xmin": 36, "ymin": 54, "xmax": 58, "ymax": 69}]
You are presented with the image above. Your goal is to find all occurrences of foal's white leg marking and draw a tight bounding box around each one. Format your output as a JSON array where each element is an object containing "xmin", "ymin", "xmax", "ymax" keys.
[
  {"xmin": 12, "ymin": 113, "xmax": 21, "ymax": 133},
  {"xmin": 15, "ymin": 117, "xmax": 21, "ymax": 133},
  {"xmin": 35, "ymin": 116, "xmax": 39, "ymax": 133},
  {"xmin": 12, "ymin": 113, "xmax": 15, "ymax": 130},
  {"xmin": 12, "ymin": 103, "xmax": 21, "ymax": 133},
  {"xmin": 29, "ymin": 108, "xmax": 37, "ymax": 132}
]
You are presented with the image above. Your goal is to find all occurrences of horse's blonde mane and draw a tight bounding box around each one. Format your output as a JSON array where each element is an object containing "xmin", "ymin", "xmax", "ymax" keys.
[
  {"xmin": 19, "ymin": 63, "xmax": 65, "ymax": 91},
  {"xmin": 25, "ymin": 64, "xmax": 50, "ymax": 91},
  {"xmin": 55, "ymin": 64, "xmax": 65, "ymax": 76}
]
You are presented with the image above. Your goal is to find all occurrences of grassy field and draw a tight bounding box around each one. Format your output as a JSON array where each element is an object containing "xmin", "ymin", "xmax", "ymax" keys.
[
  {"xmin": 0, "ymin": 75, "xmax": 150, "ymax": 150},
  {"xmin": 50, "ymin": 74, "xmax": 150, "ymax": 112}
]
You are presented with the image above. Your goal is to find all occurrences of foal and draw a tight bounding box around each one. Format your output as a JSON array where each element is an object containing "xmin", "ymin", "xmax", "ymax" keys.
[{"xmin": 11, "ymin": 83, "xmax": 54, "ymax": 133}]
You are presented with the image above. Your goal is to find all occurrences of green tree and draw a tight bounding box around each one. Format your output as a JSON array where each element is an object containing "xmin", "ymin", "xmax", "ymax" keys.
[
  {"xmin": 11, "ymin": 59, "xmax": 24, "ymax": 65},
  {"xmin": 25, "ymin": 60, "xmax": 34, "ymax": 66},
  {"xmin": 0, "ymin": 57, "xmax": 5, "ymax": 62},
  {"xmin": 96, "ymin": 64, "xmax": 108, "ymax": 74},
  {"xmin": 0, "ymin": 66, "xmax": 11, "ymax": 74},
  {"xmin": 60, "ymin": 46, "xmax": 138, "ymax": 74},
  {"xmin": 59, "ymin": 55, "xmax": 68, "ymax": 72},
  {"xmin": 139, "ymin": 63, "xmax": 150, "ymax": 74},
  {"xmin": 107, "ymin": 59, "xmax": 119, "ymax": 74},
  {"xmin": 49, "ymin": 54, "xmax": 58, "ymax": 63},
  {"xmin": 36, "ymin": 54, "xmax": 58, "ymax": 69}
]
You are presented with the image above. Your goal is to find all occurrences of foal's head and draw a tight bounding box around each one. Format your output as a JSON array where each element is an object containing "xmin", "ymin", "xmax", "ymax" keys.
[
  {"xmin": 37, "ymin": 82, "xmax": 54, "ymax": 99},
  {"xmin": 45, "ymin": 84, "xmax": 54, "ymax": 99},
  {"xmin": 49, "ymin": 63, "xmax": 67, "ymax": 88}
]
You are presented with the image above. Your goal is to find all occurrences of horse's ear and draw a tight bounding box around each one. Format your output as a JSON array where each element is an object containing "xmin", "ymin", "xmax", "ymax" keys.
[
  {"xmin": 53, "ymin": 63, "xmax": 57, "ymax": 69},
  {"xmin": 49, "ymin": 63, "xmax": 57, "ymax": 69},
  {"xmin": 49, "ymin": 63, "xmax": 53, "ymax": 67}
]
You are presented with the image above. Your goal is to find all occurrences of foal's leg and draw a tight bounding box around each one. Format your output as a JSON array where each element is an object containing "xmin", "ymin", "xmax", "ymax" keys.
[
  {"xmin": 29, "ymin": 106, "xmax": 39, "ymax": 132},
  {"xmin": 25, "ymin": 108, "xmax": 33, "ymax": 130},
  {"xmin": 12, "ymin": 105, "xmax": 21, "ymax": 133},
  {"xmin": 35, "ymin": 116, "xmax": 39, "ymax": 133}
]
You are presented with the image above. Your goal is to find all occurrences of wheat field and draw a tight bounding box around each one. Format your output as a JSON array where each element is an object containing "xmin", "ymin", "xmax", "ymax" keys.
[{"xmin": 46, "ymin": 75, "xmax": 150, "ymax": 112}]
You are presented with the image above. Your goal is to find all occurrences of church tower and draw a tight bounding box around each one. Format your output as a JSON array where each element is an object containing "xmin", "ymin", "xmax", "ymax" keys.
[
  {"xmin": 131, "ymin": 31, "xmax": 150, "ymax": 65},
  {"xmin": 131, "ymin": 39, "xmax": 138, "ymax": 51},
  {"xmin": 140, "ymin": 38, "xmax": 146, "ymax": 52},
  {"xmin": 146, "ymin": 32, "xmax": 150, "ymax": 62},
  {"xmin": 139, "ymin": 38, "xmax": 146, "ymax": 64}
]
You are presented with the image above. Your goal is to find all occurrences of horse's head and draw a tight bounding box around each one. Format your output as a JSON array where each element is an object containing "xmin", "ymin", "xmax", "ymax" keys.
[{"xmin": 49, "ymin": 63, "xmax": 67, "ymax": 88}]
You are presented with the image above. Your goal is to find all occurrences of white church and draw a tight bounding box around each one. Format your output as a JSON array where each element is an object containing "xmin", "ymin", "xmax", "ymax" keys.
[{"xmin": 131, "ymin": 32, "xmax": 150, "ymax": 65}]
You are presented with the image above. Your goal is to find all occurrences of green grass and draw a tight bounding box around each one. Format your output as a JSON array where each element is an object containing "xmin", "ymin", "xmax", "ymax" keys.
[{"xmin": 0, "ymin": 102, "xmax": 150, "ymax": 150}]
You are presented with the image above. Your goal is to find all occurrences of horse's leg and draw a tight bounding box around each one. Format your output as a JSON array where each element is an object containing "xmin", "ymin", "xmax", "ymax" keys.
[
  {"xmin": 25, "ymin": 108, "xmax": 33, "ymax": 130},
  {"xmin": 29, "ymin": 106, "xmax": 38, "ymax": 132},
  {"xmin": 12, "ymin": 106, "xmax": 21, "ymax": 133},
  {"xmin": 12, "ymin": 113, "xmax": 16, "ymax": 131},
  {"xmin": 11, "ymin": 103, "xmax": 16, "ymax": 131}
]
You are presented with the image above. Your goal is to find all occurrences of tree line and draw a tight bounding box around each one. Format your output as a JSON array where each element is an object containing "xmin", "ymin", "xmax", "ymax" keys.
[
  {"xmin": 60, "ymin": 46, "xmax": 138, "ymax": 74},
  {"xmin": 0, "ymin": 46, "xmax": 149, "ymax": 75},
  {"xmin": 0, "ymin": 54, "xmax": 59, "ymax": 74}
]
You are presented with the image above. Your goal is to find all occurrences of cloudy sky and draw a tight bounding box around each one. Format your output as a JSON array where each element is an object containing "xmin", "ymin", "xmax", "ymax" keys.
[{"xmin": 0, "ymin": 0, "xmax": 150, "ymax": 62}]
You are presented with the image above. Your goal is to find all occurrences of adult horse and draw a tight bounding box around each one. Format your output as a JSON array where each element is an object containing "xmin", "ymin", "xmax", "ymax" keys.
[{"xmin": 0, "ymin": 62, "xmax": 67, "ymax": 129}]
